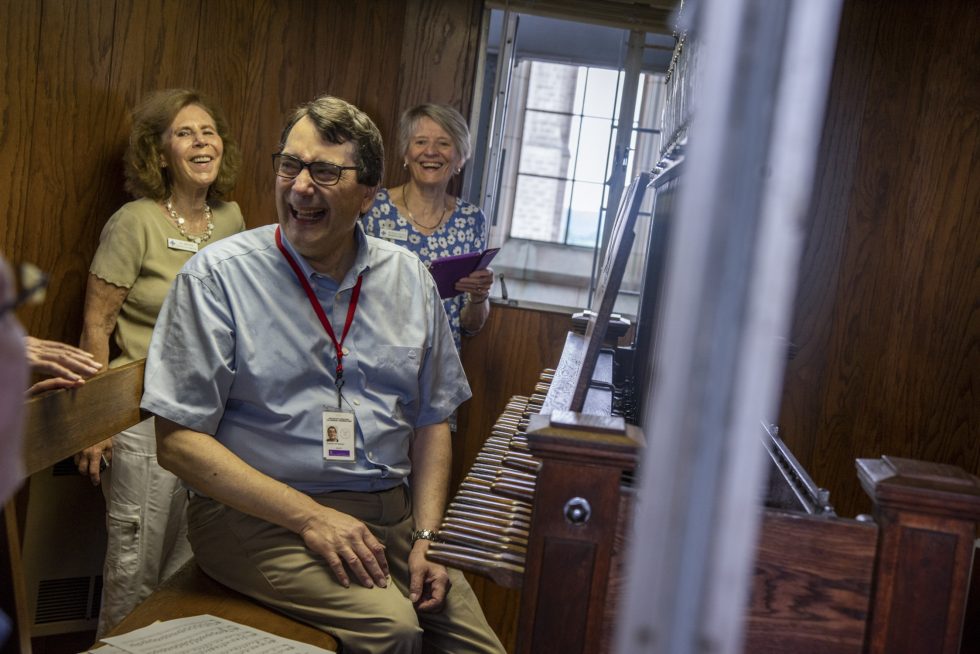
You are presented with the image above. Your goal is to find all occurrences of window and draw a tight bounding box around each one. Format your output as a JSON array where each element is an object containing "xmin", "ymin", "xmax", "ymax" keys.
[
  {"xmin": 509, "ymin": 62, "xmax": 660, "ymax": 248},
  {"xmin": 470, "ymin": 10, "xmax": 671, "ymax": 314}
]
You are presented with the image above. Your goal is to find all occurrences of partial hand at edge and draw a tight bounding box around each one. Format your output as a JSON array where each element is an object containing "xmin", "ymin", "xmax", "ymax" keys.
[
  {"xmin": 28, "ymin": 377, "xmax": 84, "ymax": 395},
  {"xmin": 24, "ymin": 336, "xmax": 102, "ymax": 395},
  {"xmin": 74, "ymin": 437, "xmax": 113, "ymax": 485},
  {"xmin": 299, "ymin": 506, "xmax": 390, "ymax": 589}
]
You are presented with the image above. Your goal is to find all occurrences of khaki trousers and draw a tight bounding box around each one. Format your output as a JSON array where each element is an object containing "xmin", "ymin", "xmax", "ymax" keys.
[{"xmin": 187, "ymin": 485, "xmax": 504, "ymax": 654}]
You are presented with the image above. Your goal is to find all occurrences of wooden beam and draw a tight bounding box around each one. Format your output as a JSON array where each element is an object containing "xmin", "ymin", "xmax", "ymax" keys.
[
  {"xmin": 23, "ymin": 359, "xmax": 145, "ymax": 476},
  {"xmin": 485, "ymin": 0, "xmax": 675, "ymax": 34}
]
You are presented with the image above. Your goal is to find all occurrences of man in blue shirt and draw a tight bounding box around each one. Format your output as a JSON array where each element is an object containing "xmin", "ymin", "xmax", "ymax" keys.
[{"xmin": 141, "ymin": 95, "xmax": 503, "ymax": 654}]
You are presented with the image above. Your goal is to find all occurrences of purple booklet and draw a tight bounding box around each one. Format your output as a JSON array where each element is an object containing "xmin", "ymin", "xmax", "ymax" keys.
[{"xmin": 428, "ymin": 248, "xmax": 500, "ymax": 299}]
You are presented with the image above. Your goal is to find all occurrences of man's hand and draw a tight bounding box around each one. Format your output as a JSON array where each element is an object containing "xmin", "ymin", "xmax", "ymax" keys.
[
  {"xmin": 408, "ymin": 541, "xmax": 451, "ymax": 612},
  {"xmin": 25, "ymin": 336, "xmax": 102, "ymax": 395},
  {"xmin": 74, "ymin": 437, "xmax": 112, "ymax": 485},
  {"xmin": 299, "ymin": 507, "xmax": 390, "ymax": 589},
  {"xmin": 155, "ymin": 418, "xmax": 390, "ymax": 591}
]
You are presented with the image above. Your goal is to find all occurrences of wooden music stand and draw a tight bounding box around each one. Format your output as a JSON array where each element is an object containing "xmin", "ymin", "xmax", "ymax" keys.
[{"xmin": 568, "ymin": 171, "xmax": 653, "ymax": 413}]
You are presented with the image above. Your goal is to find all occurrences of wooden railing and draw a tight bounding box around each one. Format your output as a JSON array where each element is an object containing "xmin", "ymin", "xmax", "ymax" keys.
[{"xmin": 3, "ymin": 361, "xmax": 338, "ymax": 653}]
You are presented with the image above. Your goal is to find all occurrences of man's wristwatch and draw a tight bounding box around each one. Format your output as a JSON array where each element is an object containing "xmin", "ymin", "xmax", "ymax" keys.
[{"xmin": 411, "ymin": 528, "xmax": 440, "ymax": 545}]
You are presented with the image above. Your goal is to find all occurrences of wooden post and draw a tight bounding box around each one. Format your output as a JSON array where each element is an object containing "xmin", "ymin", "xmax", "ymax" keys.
[
  {"xmin": 3, "ymin": 501, "xmax": 32, "ymax": 654},
  {"xmin": 857, "ymin": 456, "xmax": 980, "ymax": 653},
  {"xmin": 517, "ymin": 411, "xmax": 640, "ymax": 654}
]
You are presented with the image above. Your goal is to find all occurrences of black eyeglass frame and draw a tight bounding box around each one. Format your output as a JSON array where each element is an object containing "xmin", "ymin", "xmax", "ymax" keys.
[{"xmin": 271, "ymin": 153, "xmax": 360, "ymax": 187}]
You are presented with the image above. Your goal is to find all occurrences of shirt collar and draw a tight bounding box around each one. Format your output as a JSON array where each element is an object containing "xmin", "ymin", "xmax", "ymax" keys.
[
  {"xmin": 350, "ymin": 222, "xmax": 371, "ymax": 278},
  {"xmin": 276, "ymin": 222, "xmax": 372, "ymax": 288}
]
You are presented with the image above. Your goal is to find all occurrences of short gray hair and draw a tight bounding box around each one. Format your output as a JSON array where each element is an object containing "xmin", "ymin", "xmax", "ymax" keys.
[{"xmin": 397, "ymin": 104, "xmax": 472, "ymax": 165}]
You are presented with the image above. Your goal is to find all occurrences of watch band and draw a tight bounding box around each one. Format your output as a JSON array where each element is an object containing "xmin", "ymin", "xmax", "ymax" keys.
[{"xmin": 411, "ymin": 528, "xmax": 440, "ymax": 544}]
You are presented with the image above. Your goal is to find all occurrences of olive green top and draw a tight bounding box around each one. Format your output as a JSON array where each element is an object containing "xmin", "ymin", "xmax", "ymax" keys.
[{"xmin": 90, "ymin": 197, "xmax": 245, "ymax": 366}]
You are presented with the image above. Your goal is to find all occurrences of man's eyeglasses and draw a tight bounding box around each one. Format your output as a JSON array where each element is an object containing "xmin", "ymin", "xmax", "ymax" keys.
[
  {"xmin": 272, "ymin": 153, "xmax": 360, "ymax": 187},
  {"xmin": 0, "ymin": 262, "xmax": 48, "ymax": 319}
]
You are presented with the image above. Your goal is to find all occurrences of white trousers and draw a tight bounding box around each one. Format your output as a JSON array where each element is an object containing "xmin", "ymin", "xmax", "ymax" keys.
[{"xmin": 96, "ymin": 417, "xmax": 192, "ymax": 637}]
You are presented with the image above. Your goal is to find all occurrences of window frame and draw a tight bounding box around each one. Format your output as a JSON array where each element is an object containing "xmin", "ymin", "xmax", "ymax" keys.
[{"xmin": 469, "ymin": 9, "xmax": 668, "ymax": 314}]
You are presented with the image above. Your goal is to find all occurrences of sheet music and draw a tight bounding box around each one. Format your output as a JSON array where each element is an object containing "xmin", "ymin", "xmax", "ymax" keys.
[{"xmin": 89, "ymin": 615, "xmax": 335, "ymax": 654}]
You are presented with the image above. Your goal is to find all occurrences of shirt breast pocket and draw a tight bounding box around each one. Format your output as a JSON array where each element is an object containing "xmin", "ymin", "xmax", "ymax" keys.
[{"xmin": 374, "ymin": 345, "xmax": 423, "ymax": 389}]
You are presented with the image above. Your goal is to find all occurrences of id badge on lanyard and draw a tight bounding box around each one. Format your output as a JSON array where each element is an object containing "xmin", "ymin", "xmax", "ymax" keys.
[
  {"xmin": 275, "ymin": 226, "xmax": 362, "ymax": 462},
  {"xmin": 322, "ymin": 409, "xmax": 355, "ymax": 461},
  {"xmin": 323, "ymin": 354, "xmax": 356, "ymax": 462}
]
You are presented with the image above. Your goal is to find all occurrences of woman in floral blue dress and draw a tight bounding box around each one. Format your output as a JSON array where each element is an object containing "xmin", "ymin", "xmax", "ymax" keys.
[{"xmin": 361, "ymin": 104, "xmax": 492, "ymax": 350}]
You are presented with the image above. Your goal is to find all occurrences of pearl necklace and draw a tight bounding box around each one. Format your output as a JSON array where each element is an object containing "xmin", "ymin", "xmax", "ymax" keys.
[
  {"xmin": 403, "ymin": 185, "xmax": 449, "ymax": 231},
  {"xmin": 165, "ymin": 197, "xmax": 215, "ymax": 244}
]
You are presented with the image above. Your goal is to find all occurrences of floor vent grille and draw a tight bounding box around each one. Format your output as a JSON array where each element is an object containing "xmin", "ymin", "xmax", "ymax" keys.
[{"xmin": 34, "ymin": 576, "xmax": 100, "ymax": 624}]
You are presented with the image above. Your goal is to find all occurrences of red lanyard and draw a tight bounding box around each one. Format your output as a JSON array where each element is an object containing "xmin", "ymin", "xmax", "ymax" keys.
[{"xmin": 275, "ymin": 227, "xmax": 363, "ymax": 396}]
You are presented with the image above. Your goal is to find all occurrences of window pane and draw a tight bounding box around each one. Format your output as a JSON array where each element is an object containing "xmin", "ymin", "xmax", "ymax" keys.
[
  {"xmin": 572, "ymin": 116, "xmax": 614, "ymax": 184},
  {"xmin": 582, "ymin": 68, "xmax": 620, "ymax": 118},
  {"xmin": 612, "ymin": 70, "xmax": 626, "ymax": 118},
  {"xmin": 519, "ymin": 110, "xmax": 573, "ymax": 177},
  {"xmin": 565, "ymin": 181, "xmax": 606, "ymax": 247},
  {"xmin": 573, "ymin": 68, "xmax": 587, "ymax": 115},
  {"xmin": 525, "ymin": 61, "xmax": 579, "ymax": 112},
  {"xmin": 632, "ymin": 75, "xmax": 646, "ymax": 123},
  {"xmin": 510, "ymin": 174, "xmax": 568, "ymax": 242}
]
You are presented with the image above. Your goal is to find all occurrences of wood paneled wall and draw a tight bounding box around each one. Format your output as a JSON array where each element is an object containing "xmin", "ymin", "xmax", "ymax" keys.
[
  {"xmin": 0, "ymin": 0, "xmax": 483, "ymax": 348},
  {"xmin": 777, "ymin": 0, "xmax": 980, "ymax": 519}
]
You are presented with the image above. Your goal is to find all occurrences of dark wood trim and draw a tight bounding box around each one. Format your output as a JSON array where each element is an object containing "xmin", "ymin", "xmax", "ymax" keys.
[
  {"xmin": 858, "ymin": 457, "xmax": 980, "ymax": 653},
  {"xmin": 23, "ymin": 359, "xmax": 145, "ymax": 476},
  {"xmin": 2, "ymin": 504, "xmax": 32, "ymax": 654}
]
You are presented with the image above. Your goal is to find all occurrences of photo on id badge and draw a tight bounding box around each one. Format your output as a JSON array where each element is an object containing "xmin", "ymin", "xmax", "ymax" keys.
[{"xmin": 323, "ymin": 411, "xmax": 355, "ymax": 461}]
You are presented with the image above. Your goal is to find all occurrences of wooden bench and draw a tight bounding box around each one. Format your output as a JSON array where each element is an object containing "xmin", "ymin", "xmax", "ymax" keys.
[
  {"xmin": 4, "ymin": 360, "xmax": 338, "ymax": 653},
  {"xmin": 99, "ymin": 560, "xmax": 338, "ymax": 650}
]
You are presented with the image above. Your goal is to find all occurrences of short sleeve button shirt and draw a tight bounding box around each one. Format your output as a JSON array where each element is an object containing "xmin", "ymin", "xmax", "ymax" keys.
[{"xmin": 141, "ymin": 224, "xmax": 470, "ymax": 494}]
